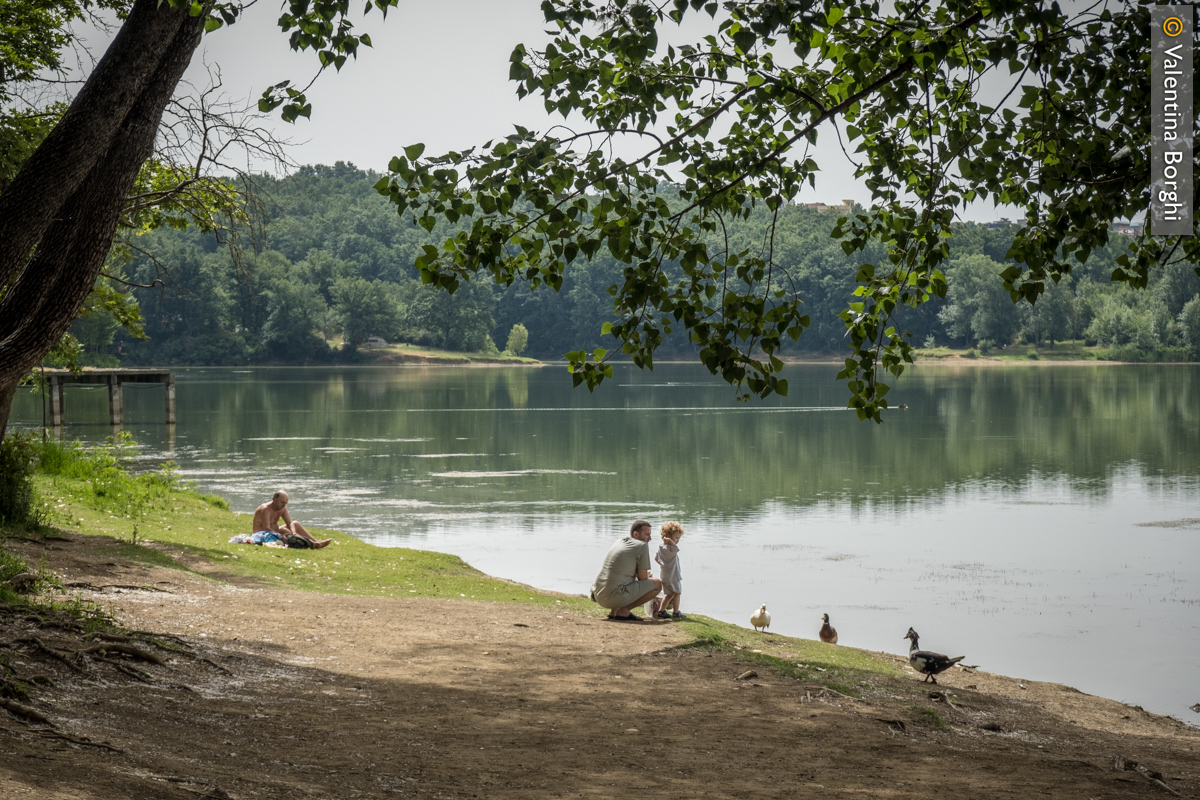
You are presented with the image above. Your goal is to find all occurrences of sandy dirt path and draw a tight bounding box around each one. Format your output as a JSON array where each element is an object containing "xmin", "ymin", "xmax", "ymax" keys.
[{"xmin": 1, "ymin": 534, "xmax": 1197, "ymax": 799}]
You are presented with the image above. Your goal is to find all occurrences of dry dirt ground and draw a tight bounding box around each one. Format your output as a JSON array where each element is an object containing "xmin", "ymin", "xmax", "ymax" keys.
[{"xmin": 1, "ymin": 533, "xmax": 1197, "ymax": 800}]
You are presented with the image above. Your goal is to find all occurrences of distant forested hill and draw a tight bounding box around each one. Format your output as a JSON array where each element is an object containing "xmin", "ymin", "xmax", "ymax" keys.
[{"xmin": 85, "ymin": 162, "xmax": 1199, "ymax": 366}]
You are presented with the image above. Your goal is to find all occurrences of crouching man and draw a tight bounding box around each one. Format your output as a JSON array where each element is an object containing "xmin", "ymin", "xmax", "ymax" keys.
[{"xmin": 590, "ymin": 520, "xmax": 661, "ymax": 621}]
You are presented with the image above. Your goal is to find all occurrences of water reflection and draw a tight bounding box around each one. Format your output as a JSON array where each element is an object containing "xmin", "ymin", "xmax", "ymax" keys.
[{"xmin": 9, "ymin": 363, "xmax": 1200, "ymax": 720}]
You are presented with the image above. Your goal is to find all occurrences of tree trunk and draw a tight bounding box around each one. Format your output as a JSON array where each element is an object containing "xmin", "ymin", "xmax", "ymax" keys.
[
  {"xmin": 0, "ymin": 381, "xmax": 17, "ymax": 442},
  {"xmin": 0, "ymin": 0, "xmax": 205, "ymax": 441}
]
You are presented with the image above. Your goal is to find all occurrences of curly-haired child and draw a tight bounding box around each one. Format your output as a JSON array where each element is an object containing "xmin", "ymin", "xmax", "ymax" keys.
[{"xmin": 652, "ymin": 521, "xmax": 686, "ymax": 619}]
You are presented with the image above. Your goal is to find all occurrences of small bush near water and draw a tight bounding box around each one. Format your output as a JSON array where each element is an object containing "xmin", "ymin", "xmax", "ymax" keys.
[
  {"xmin": 33, "ymin": 433, "xmax": 190, "ymax": 545},
  {"xmin": 0, "ymin": 433, "xmax": 38, "ymax": 525},
  {"xmin": 35, "ymin": 433, "xmax": 185, "ymax": 502},
  {"xmin": 1, "ymin": 432, "xmax": 188, "ymax": 544}
]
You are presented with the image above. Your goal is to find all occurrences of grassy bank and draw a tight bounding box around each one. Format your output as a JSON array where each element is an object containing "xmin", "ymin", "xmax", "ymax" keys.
[
  {"xmin": 10, "ymin": 435, "xmax": 920, "ymax": 703},
  {"xmin": 33, "ymin": 480, "xmax": 582, "ymax": 610},
  {"xmin": 356, "ymin": 343, "xmax": 540, "ymax": 366},
  {"xmin": 17, "ymin": 436, "xmax": 580, "ymax": 610}
]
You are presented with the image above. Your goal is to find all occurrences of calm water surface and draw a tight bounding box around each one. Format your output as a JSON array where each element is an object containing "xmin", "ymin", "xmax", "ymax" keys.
[{"xmin": 11, "ymin": 363, "xmax": 1200, "ymax": 720}]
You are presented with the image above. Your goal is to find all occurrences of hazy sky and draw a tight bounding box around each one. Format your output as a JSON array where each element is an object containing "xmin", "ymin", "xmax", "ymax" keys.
[
  {"xmin": 159, "ymin": 0, "xmax": 1011, "ymax": 221},
  {"xmin": 186, "ymin": 1, "xmax": 552, "ymax": 168}
]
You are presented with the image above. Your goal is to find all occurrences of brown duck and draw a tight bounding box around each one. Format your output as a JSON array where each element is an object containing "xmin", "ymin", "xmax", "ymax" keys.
[{"xmin": 819, "ymin": 613, "xmax": 838, "ymax": 644}]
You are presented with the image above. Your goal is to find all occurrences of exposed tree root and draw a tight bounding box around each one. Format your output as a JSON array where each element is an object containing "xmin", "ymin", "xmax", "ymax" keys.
[
  {"xmin": 127, "ymin": 629, "xmax": 192, "ymax": 647},
  {"xmin": 874, "ymin": 717, "xmax": 908, "ymax": 733},
  {"xmin": 103, "ymin": 659, "xmax": 153, "ymax": 683},
  {"xmin": 14, "ymin": 637, "xmax": 87, "ymax": 673},
  {"xmin": 0, "ymin": 698, "xmax": 53, "ymax": 726},
  {"xmin": 63, "ymin": 581, "xmax": 172, "ymax": 593},
  {"xmin": 89, "ymin": 630, "xmax": 195, "ymax": 659},
  {"xmin": 1113, "ymin": 754, "xmax": 1182, "ymax": 797},
  {"xmin": 79, "ymin": 642, "xmax": 165, "ymax": 666},
  {"xmin": 33, "ymin": 727, "xmax": 124, "ymax": 753},
  {"xmin": 144, "ymin": 775, "xmax": 233, "ymax": 798},
  {"xmin": 194, "ymin": 655, "xmax": 231, "ymax": 674}
]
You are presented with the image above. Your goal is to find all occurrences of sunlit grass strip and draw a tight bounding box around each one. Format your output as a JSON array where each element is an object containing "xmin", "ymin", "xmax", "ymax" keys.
[
  {"xmin": 32, "ymin": 474, "xmax": 590, "ymax": 611},
  {"xmin": 361, "ymin": 343, "xmax": 540, "ymax": 364},
  {"xmin": 670, "ymin": 616, "xmax": 908, "ymax": 698}
]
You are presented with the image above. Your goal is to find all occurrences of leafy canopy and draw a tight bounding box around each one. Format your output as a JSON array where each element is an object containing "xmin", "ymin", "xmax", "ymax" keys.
[{"xmin": 375, "ymin": 0, "xmax": 1193, "ymax": 420}]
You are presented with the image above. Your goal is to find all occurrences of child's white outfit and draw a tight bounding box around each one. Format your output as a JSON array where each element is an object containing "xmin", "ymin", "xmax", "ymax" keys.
[{"xmin": 656, "ymin": 542, "xmax": 682, "ymax": 594}]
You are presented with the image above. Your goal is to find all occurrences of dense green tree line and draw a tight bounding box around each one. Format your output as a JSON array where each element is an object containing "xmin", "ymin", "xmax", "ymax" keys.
[{"xmin": 87, "ymin": 163, "xmax": 1200, "ymax": 367}]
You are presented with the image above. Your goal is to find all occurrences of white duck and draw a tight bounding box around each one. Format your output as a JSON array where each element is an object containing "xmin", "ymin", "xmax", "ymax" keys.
[{"xmin": 750, "ymin": 604, "xmax": 771, "ymax": 632}]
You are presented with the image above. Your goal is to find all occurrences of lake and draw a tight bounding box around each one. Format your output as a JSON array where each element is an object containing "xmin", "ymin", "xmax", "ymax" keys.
[{"xmin": 10, "ymin": 362, "xmax": 1200, "ymax": 721}]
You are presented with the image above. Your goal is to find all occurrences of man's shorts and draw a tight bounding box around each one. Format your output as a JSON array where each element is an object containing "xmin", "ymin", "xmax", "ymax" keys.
[{"xmin": 591, "ymin": 578, "xmax": 657, "ymax": 609}]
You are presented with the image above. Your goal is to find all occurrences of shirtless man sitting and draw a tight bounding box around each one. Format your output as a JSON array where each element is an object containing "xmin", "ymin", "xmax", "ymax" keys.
[{"xmin": 252, "ymin": 490, "xmax": 332, "ymax": 549}]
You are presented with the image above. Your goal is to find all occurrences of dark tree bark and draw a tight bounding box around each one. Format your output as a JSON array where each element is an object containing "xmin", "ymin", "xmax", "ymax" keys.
[{"xmin": 0, "ymin": 0, "xmax": 205, "ymax": 438}]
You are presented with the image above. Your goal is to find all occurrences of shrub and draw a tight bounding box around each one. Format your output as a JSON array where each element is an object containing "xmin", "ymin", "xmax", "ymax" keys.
[
  {"xmin": 0, "ymin": 548, "xmax": 30, "ymax": 583},
  {"xmin": 1104, "ymin": 345, "xmax": 1193, "ymax": 363},
  {"xmin": 34, "ymin": 433, "xmax": 186, "ymax": 511},
  {"xmin": 0, "ymin": 433, "xmax": 37, "ymax": 525},
  {"xmin": 1155, "ymin": 346, "xmax": 1193, "ymax": 362},
  {"xmin": 198, "ymin": 493, "xmax": 229, "ymax": 510},
  {"xmin": 505, "ymin": 323, "xmax": 529, "ymax": 356}
]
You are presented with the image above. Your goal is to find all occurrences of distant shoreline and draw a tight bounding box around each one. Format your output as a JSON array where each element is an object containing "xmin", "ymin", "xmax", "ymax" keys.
[{"xmin": 82, "ymin": 349, "xmax": 1197, "ymax": 370}]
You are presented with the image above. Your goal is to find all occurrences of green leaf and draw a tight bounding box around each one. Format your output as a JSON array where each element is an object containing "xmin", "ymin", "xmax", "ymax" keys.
[{"xmin": 731, "ymin": 28, "xmax": 755, "ymax": 53}]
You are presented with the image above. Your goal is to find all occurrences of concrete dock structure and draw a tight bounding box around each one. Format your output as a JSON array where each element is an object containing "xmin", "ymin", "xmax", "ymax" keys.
[{"xmin": 43, "ymin": 369, "xmax": 175, "ymax": 426}]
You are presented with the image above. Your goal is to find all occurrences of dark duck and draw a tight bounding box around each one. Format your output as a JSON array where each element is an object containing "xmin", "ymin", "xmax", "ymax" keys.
[
  {"xmin": 819, "ymin": 613, "xmax": 838, "ymax": 644},
  {"xmin": 903, "ymin": 627, "xmax": 964, "ymax": 684}
]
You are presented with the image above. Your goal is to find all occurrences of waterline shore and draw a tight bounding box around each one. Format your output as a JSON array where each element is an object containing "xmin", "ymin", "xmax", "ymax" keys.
[{"xmin": 3, "ymin": 505, "xmax": 1199, "ymax": 798}]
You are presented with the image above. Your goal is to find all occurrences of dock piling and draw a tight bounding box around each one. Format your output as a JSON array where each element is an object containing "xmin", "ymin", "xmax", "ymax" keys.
[
  {"xmin": 42, "ymin": 369, "xmax": 175, "ymax": 427},
  {"xmin": 49, "ymin": 375, "xmax": 64, "ymax": 427},
  {"xmin": 108, "ymin": 375, "xmax": 123, "ymax": 426},
  {"xmin": 165, "ymin": 373, "xmax": 176, "ymax": 425}
]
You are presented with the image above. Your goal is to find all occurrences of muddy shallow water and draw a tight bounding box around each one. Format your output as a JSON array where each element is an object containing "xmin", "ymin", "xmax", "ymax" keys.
[{"xmin": 11, "ymin": 362, "xmax": 1200, "ymax": 720}]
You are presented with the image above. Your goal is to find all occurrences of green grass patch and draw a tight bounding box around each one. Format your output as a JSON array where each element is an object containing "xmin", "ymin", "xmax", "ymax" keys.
[
  {"xmin": 914, "ymin": 705, "xmax": 948, "ymax": 729},
  {"xmin": 668, "ymin": 616, "xmax": 907, "ymax": 699},
  {"xmin": 359, "ymin": 343, "xmax": 539, "ymax": 365},
  {"xmin": 660, "ymin": 616, "xmax": 962, "ymax": 728},
  {"xmin": 32, "ymin": 464, "xmax": 590, "ymax": 611}
]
